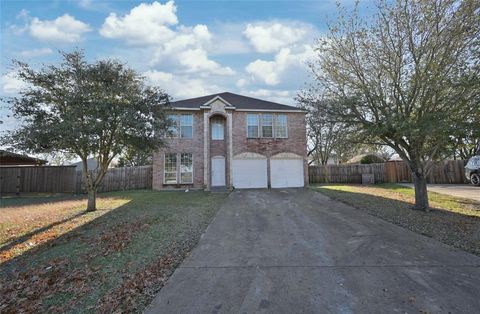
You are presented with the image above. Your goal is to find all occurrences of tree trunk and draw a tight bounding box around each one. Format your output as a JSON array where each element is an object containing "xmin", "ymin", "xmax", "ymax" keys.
[
  {"xmin": 412, "ymin": 172, "xmax": 429, "ymax": 210},
  {"xmin": 86, "ymin": 188, "xmax": 97, "ymax": 212}
]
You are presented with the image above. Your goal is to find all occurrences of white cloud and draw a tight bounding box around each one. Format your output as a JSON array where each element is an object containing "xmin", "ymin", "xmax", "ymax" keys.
[
  {"xmin": 246, "ymin": 45, "xmax": 314, "ymax": 86},
  {"xmin": 240, "ymin": 88, "xmax": 295, "ymax": 106},
  {"xmin": 243, "ymin": 21, "xmax": 314, "ymax": 53},
  {"xmin": 99, "ymin": 1, "xmax": 178, "ymax": 45},
  {"xmin": 143, "ymin": 70, "xmax": 221, "ymax": 99},
  {"xmin": 176, "ymin": 49, "xmax": 234, "ymax": 75},
  {"xmin": 1, "ymin": 72, "xmax": 27, "ymax": 95},
  {"xmin": 236, "ymin": 78, "xmax": 247, "ymax": 88},
  {"xmin": 19, "ymin": 48, "xmax": 53, "ymax": 58},
  {"xmin": 100, "ymin": 2, "xmax": 232, "ymax": 76},
  {"xmin": 29, "ymin": 14, "xmax": 91, "ymax": 43}
]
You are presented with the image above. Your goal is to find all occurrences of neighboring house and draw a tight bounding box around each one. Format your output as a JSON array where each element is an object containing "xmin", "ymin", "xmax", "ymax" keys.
[
  {"xmin": 69, "ymin": 158, "xmax": 99, "ymax": 171},
  {"xmin": 0, "ymin": 150, "xmax": 47, "ymax": 166},
  {"xmin": 153, "ymin": 92, "xmax": 308, "ymax": 190}
]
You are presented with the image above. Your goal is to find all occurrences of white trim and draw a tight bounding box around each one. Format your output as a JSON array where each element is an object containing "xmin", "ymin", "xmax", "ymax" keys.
[
  {"xmin": 246, "ymin": 113, "xmax": 260, "ymax": 138},
  {"xmin": 203, "ymin": 112, "xmax": 208, "ymax": 187},
  {"xmin": 163, "ymin": 153, "xmax": 178, "ymax": 184},
  {"xmin": 228, "ymin": 112, "xmax": 233, "ymax": 187},
  {"xmin": 200, "ymin": 95, "xmax": 234, "ymax": 108},
  {"xmin": 171, "ymin": 107, "xmax": 303, "ymax": 113},
  {"xmin": 171, "ymin": 107, "xmax": 201, "ymax": 111},
  {"xmin": 275, "ymin": 114, "xmax": 288, "ymax": 139},
  {"xmin": 180, "ymin": 153, "xmax": 194, "ymax": 184},
  {"xmin": 179, "ymin": 114, "xmax": 193, "ymax": 139},
  {"xmin": 200, "ymin": 106, "xmax": 236, "ymax": 109},
  {"xmin": 236, "ymin": 109, "xmax": 305, "ymax": 113}
]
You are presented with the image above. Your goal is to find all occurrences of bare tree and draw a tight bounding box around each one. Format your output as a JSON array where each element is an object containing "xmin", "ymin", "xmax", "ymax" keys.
[
  {"xmin": 307, "ymin": 0, "xmax": 479, "ymax": 209},
  {"xmin": 298, "ymin": 95, "xmax": 360, "ymax": 165}
]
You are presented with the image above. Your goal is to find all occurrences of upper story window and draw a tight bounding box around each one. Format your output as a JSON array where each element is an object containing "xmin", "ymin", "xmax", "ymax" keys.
[
  {"xmin": 180, "ymin": 114, "xmax": 193, "ymax": 138},
  {"xmin": 275, "ymin": 114, "xmax": 288, "ymax": 138},
  {"xmin": 261, "ymin": 114, "xmax": 273, "ymax": 138},
  {"xmin": 247, "ymin": 113, "xmax": 288, "ymax": 138},
  {"xmin": 167, "ymin": 114, "xmax": 179, "ymax": 138},
  {"xmin": 247, "ymin": 114, "xmax": 260, "ymax": 138},
  {"xmin": 211, "ymin": 117, "xmax": 224, "ymax": 140}
]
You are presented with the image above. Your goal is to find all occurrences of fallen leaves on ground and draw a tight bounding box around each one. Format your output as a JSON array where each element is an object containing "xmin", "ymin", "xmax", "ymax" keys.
[{"xmin": 96, "ymin": 249, "xmax": 182, "ymax": 313}]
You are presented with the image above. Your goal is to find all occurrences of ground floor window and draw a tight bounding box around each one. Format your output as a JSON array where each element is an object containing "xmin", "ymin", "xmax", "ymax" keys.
[
  {"xmin": 164, "ymin": 153, "xmax": 177, "ymax": 184},
  {"xmin": 164, "ymin": 153, "xmax": 193, "ymax": 184},
  {"xmin": 180, "ymin": 153, "xmax": 193, "ymax": 183}
]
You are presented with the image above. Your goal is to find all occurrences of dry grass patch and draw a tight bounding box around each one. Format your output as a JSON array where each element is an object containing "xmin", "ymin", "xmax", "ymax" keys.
[{"xmin": 1, "ymin": 196, "xmax": 129, "ymax": 263}]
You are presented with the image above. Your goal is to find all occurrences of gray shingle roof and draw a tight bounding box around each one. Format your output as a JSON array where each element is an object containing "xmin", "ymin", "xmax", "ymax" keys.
[{"xmin": 170, "ymin": 92, "xmax": 303, "ymax": 111}]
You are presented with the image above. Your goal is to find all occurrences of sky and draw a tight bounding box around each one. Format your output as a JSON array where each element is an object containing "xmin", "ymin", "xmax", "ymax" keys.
[{"xmin": 0, "ymin": 0, "xmax": 367, "ymax": 133}]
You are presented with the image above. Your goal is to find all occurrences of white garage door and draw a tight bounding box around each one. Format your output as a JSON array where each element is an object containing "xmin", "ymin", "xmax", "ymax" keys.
[
  {"xmin": 232, "ymin": 159, "xmax": 268, "ymax": 189},
  {"xmin": 270, "ymin": 159, "xmax": 304, "ymax": 188}
]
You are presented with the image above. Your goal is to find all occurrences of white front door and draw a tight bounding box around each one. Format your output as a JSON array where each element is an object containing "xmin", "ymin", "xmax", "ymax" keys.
[{"xmin": 211, "ymin": 157, "xmax": 226, "ymax": 186}]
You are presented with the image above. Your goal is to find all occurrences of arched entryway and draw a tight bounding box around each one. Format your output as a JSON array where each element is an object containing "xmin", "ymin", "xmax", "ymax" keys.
[{"xmin": 209, "ymin": 114, "xmax": 227, "ymax": 187}]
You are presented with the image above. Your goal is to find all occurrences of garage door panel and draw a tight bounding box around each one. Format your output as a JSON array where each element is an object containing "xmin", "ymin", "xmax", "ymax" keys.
[
  {"xmin": 233, "ymin": 159, "xmax": 267, "ymax": 189},
  {"xmin": 271, "ymin": 159, "xmax": 304, "ymax": 188}
]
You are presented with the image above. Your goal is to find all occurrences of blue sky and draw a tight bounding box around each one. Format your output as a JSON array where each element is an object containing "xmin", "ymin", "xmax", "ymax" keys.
[{"xmin": 1, "ymin": 0, "xmax": 368, "ymax": 133}]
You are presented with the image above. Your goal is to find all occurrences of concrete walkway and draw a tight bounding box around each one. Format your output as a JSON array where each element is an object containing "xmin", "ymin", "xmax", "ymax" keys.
[
  {"xmin": 145, "ymin": 189, "xmax": 480, "ymax": 314},
  {"xmin": 400, "ymin": 183, "xmax": 480, "ymax": 202}
]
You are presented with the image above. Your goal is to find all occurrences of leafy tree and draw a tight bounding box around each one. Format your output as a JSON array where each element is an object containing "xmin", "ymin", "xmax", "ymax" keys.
[
  {"xmin": 297, "ymin": 95, "xmax": 357, "ymax": 165},
  {"xmin": 306, "ymin": 0, "xmax": 479, "ymax": 210},
  {"xmin": 117, "ymin": 148, "xmax": 153, "ymax": 167},
  {"xmin": 3, "ymin": 50, "xmax": 170, "ymax": 211}
]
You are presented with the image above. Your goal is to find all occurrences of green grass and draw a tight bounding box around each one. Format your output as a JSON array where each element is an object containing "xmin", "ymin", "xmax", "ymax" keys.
[
  {"xmin": 311, "ymin": 183, "xmax": 480, "ymax": 256},
  {"xmin": 318, "ymin": 183, "xmax": 480, "ymax": 217},
  {"xmin": 0, "ymin": 190, "xmax": 229, "ymax": 313}
]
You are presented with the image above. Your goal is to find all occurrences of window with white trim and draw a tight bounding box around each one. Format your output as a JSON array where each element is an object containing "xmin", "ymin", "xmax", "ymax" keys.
[
  {"xmin": 211, "ymin": 117, "xmax": 224, "ymax": 140},
  {"xmin": 180, "ymin": 153, "xmax": 193, "ymax": 183},
  {"xmin": 180, "ymin": 114, "xmax": 193, "ymax": 138},
  {"xmin": 247, "ymin": 114, "xmax": 260, "ymax": 138},
  {"xmin": 275, "ymin": 114, "xmax": 288, "ymax": 138},
  {"xmin": 261, "ymin": 114, "xmax": 273, "ymax": 138},
  {"xmin": 167, "ymin": 114, "xmax": 179, "ymax": 138},
  {"xmin": 164, "ymin": 153, "xmax": 177, "ymax": 184}
]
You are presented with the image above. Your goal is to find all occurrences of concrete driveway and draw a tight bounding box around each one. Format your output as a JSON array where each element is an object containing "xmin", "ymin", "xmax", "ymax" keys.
[
  {"xmin": 400, "ymin": 183, "xmax": 480, "ymax": 202},
  {"xmin": 145, "ymin": 189, "xmax": 480, "ymax": 313}
]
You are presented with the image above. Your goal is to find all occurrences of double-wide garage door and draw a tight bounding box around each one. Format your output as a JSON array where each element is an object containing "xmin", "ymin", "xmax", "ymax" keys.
[{"xmin": 232, "ymin": 153, "xmax": 304, "ymax": 189}]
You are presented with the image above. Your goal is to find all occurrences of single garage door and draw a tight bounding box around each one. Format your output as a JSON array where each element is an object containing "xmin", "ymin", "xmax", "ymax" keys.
[
  {"xmin": 270, "ymin": 156, "xmax": 304, "ymax": 188},
  {"xmin": 232, "ymin": 155, "xmax": 268, "ymax": 189}
]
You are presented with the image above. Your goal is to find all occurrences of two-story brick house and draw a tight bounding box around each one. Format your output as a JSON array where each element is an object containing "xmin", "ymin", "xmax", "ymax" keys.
[{"xmin": 152, "ymin": 92, "xmax": 307, "ymax": 190}]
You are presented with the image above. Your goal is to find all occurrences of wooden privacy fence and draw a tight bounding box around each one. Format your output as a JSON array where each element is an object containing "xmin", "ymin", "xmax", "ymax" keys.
[
  {"xmin": 75, "ymin": 165, "xmax": 152, "ymax": 193},
  {"xmin": 0, "ymin": 166, "xmax": 77, "ymax": 194},
  {"xmin": 309, "ymin": 160, "xmax": 468, "ymax": 184},
  {"xmin": 0, "ymin": 165, "xmax": 152, "ymax": 195},
  {"xmin": 309, "ymin": 163, "xmax": 386, "ymax": 184}
]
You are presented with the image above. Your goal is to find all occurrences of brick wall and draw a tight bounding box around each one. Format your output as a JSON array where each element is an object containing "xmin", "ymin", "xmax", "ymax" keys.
[
  {"xmin": 153, "ymin": 110, "xmax": 308, "ymax": 190},
  {"xmin": 153, "ymin": 111, "xmax": 204, "ymax": 190}
]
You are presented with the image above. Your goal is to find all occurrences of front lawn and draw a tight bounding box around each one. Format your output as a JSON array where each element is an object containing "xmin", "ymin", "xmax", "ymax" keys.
[
  {"xmin": 312, "ymin": 184, "xmax": 480, "ymax": 256},
  {"xmin": 0, "ymin": 190, "xmax": 228, "ymax": 313}
]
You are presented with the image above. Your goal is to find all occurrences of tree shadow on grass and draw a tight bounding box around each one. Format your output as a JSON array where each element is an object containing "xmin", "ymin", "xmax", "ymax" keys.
[
  {"xmin": 313, "ymin": 186, "xmax": 480, "ymax": 257},
  {"xmin": 0, "ymin": 211, "xmax": 87, "ymax": 253}
]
